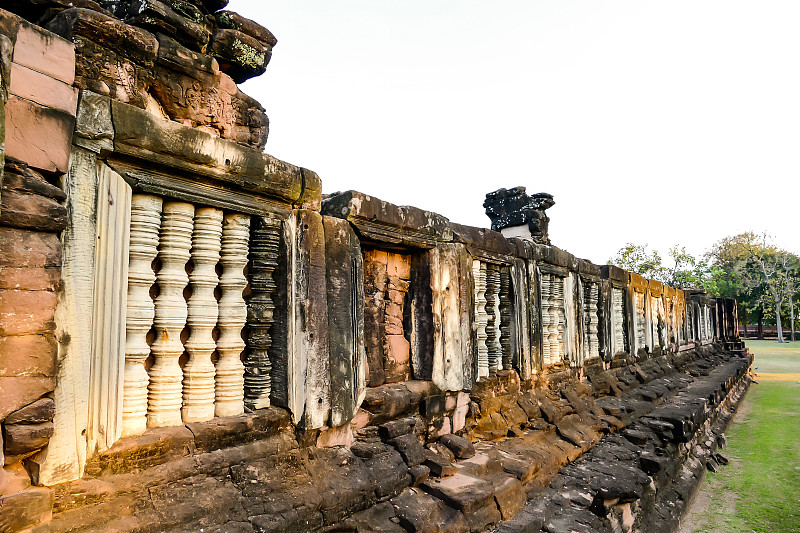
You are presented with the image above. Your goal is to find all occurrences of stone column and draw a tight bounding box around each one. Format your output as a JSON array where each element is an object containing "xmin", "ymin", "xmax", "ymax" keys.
[
  {"xmin": 472, "ymin": 260, "xmax": 489, "ymax": 379},
  {"xmin": 244, "ymin": 216, "xmax": 281, "ymax": 410},
  {"xmin": 148, "ymin": 201, "xmax": 193, "ymax": 428},
  {"xmin": 122, "ymin": 195, "xmax": 162, "ymax": 437},
  {"xmin": 182, "ymin": 207, "xmax": 223, "ymax": 423},
  {"xmin": 214, "ymin": 213, "xmax": 250, "ymax": 418}
]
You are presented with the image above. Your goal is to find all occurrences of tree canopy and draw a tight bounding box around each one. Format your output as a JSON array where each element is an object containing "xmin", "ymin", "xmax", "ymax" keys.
[{"xmin": 609, "ymin": 234, "xmax": 800, "ymax": 342}]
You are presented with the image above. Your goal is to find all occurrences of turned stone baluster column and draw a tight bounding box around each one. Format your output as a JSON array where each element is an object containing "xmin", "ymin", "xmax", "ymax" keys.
[
  {"xmin": 122, "ymin": 194, "xmax": 162, "ymax": 437},
  {"xmin": 485, "ymin": 265, "xmax": 501, "ymax": 372},
  {"xmin": 540, "ymin": 273, "xmax": 552, "ymax": 366},
  {"xmin": 553, "ymin": 276, "xmax": 565, "ymax": 362},
  {"xmin": 612, "ymin": 288, "xmax": 625, "ymax": 355},
  {"xmin": 148, "ymin": 202, "xmax": 194, "ymax": 428},
  {"xmin": 473, "ymin": 260, "xmax": 489, "ymax": 379},
  {"xmin": 244, "ymin": 216, "xmax": 281, "ymax": 410},
  {"xmin": 584, "ymin": 282, "xmax": 600, "ymax": 360},
  {"xmin": 182, "ymin": 207, "xmax": 223, "ymax": 423},
  {"xmin": 215, "ymin": 213, "xmax": 250, "ymax": 417},
  {"xmin": 499, "ymin": 268, "xmax": 512, "ymax": 370},
  {"xmin": 635, "ymin": 292, "xmax": 646, "ymax": 349}
]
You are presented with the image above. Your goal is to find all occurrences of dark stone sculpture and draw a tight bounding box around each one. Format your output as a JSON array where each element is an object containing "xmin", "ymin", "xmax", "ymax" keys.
[{"xmin": 483, "ymin": 187, "xmax": 555, "ymax": 245}]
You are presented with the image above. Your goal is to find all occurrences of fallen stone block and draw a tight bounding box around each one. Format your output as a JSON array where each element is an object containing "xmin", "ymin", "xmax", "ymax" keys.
[{"xmin": 439, "ymin": 433, "xmax": 475, "ymax": 459}]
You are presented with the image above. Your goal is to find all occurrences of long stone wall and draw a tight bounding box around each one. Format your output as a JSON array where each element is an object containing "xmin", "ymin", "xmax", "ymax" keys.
[{"xmin": 0, "ymin": 3, "xmax": 751, "ymax": 533}]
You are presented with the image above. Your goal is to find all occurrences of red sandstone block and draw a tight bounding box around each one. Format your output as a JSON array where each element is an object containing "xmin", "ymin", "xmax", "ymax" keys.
[
  {"xmin": 387, "ymin": 253, "xmax": 411, "ymax": 279},
  {"xmin": 0, "ymin": 334, "xmax": 58, "ymax": 377},
  {"xmin": 0, "ymin": 289, "xmax": 57, "ymax": 336},
  {"xmin": 0, "ymin": 376, "xmax": 56, "ymax": 419},
  {"xmin": 0, "ymin": 188, "xmax": 68, "ymax": 232},
  {"xmin": 10, "ymin": 63, "xmax": 79, "ymax": 115},
  {"xmin": 12, "ymin": 22, "xmax": 75, "ymax": 84},
  {"xmin": 0, "ymin": 267, "xmax": 61, "ymax": 291},
  {"xmin": 384, "ymin": 334, "xmax": 411, "ymax": 384},
  {"xmin": 0, "ymin": 228, "xmax": 62, "ymax": 268},
  {"xmin": 5, "ymin": 96, "xmax": 75, "ymax": 174}
]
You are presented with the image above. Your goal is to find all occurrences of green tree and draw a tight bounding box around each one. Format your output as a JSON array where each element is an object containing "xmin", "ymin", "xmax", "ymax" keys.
[
  {"xmin": 609, "ymin": 243, "xmax": 665, "ymax": 281},
  {"xmin": 707, "ymin": 232, "xmax": 800, "ymax": 342}
]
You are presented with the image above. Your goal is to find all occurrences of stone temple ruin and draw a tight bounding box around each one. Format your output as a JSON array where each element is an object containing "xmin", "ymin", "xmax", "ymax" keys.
[{"xmin": 0, "ymin": 2, "xmax": 751, "ymax": 532}]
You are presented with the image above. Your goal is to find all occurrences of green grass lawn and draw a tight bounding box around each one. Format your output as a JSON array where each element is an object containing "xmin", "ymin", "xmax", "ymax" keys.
[
  {"xmin": 682, "ymin": 341, "xmax": 800, "ymax": 532},
  {"xmin": 747, "ymin": 339, "xmax": 800, "ymax": 375}
]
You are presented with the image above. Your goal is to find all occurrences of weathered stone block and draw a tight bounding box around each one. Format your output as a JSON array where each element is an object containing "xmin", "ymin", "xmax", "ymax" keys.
[
  {"xmin": 423, "ymin": 453, "xmax": 456, "ymax": 477},
  {"xmin": 316, "ymin": 423, "xmax": 353, "ymax": 448},
  {"xmin": 439, "ymin": 433, "xmax": 475, "ymax": 459},
  {"xmin": 323, "ymin": 216, "xmax": 366, "ymax": 427},
  {"xmin": 3, "ymin": 421, "xmax": 54, "ymax": 456},
  {"xmin": 0, "ymin": 376, "xmax": 56, "ymax": 420},
  {"xmin": 489, "ymin": 474, "xmax": 526, "ymax": 520},
  {"xmin": 185, "ymin": 407, "xmax": 291, "ymax": 452},
  {"xmin": 0, "ymin": 289, "xmax": 56, "ymax": 335},
  {"xmin": 215, "ymin": 11, "xmax": 276, "ymax": 46},
  {"xmin": 384, "ymin": 334, "xmax": 410, "ymax": 384},
  {"xmin": 110, "ymin": 99, "xmax": 302, "ymax": 203},
  {"xmin": 0, "ymin": 267, "xmax": 60, "ymax": 291},
  {"xmin": 0, "ymin": 334, "xmax": 57, "ymax": 378},
  {"xmin": 4, "ymin": 96, "xmax": 75, "ymax": 173},
  {"xmin": 12, "ymin": 20, "xmax": 75, "ymax": 84},
  {"xmin": 390, "ymin": 433, "xmax": 426, "ymax": 467},
  {"xmin": 129, "ymin": 0, "xmax": 211, "ymax": 51},
  {"xmin": 392, "ymin": 487, "xmax": 470, "ymax": 533},
  {"xmin": 0, "ymin": 487, "xmax": 53, "ymax": 532},
  {"xmin": 210, "ymin": 28, "xmax": 271, "ymax": 83},
  {"xmin": 82, "ymin": 425, "xmax": 195, "ymax": 477},
  {"xmin": 4, "ymin": 397, "xmax": 54, "ymax": 425},
  {"xmin": 9, "ymin": 63, "xmax": 78, "ymax": 115},
  {"xmin": 0, "ymin": 188, "xmax": 68, "ymax": 232}
]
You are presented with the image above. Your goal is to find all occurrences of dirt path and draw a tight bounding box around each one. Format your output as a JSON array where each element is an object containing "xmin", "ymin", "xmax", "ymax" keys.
[{"xmin": 677, "ymin": 384, "xmax": 754, "ymax": 533}]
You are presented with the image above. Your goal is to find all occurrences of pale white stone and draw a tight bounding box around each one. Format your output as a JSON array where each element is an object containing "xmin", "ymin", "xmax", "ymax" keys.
[
  {"xmin": 122, "ymin": 194, "xmax": 162, "ymax": 438},
  {"xmin": 148, "ymin": 202, "xmax": 194, "ymax": 428},
  {"xmin": 215, "ymin": 213, "xmax": 250, "ymax": 417},
  {"xmin": 472, "ymin": 260, "xmax": 489, "ymax": 379},
  {"xmin": 182, "ymin": 207, "xmax": 223, "ymax": 423}
]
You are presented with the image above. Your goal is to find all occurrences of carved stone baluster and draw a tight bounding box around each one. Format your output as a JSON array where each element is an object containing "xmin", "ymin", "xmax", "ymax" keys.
[
  {"xmin": 584, "ymin": 282, "xmax": 599, "ymax": 360},
  {"xmin": 485, "ymin": 265, "xmax": 501, "ymax": 372},
  {"xmin": 612, "ymin": 288, "xmax": 625, "ymax": 355},
  {"xmin": 553, "ymin": 276, "xmax": 565, "ymax": 362},
  {"xmin": 540, "ymin": 273, "xmax": 552, "ymax": 365},
  {"xmin": 148, "ymin": 202, "xmax": 193, "ymax": 428},
  {"xmin": 635, "ymin": 291, "xmax": 646, "ymax": 349},
  {"xmin": 122, "ymin": 195, "xmax": 162, "ymax": 437},
  {"xmin": 499, "ymin": 267, "xmax": 512, "ymax": 370},
  {"xmin": 215, "ymin": 213, "xmax": 250, "ymax": 417},
  {"xmin": 182, "ymin": 207, "xmax": 223, "ymax": 423},
  {"xmin": 245, "ymin": 216, "xmax": 281, "ymax": 410},
  {"xmin": 472, "ymin": 260, "xmax": 489, "ymax": 379}
]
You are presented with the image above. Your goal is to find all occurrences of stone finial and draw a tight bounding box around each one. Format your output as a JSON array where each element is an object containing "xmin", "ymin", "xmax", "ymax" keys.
[{"xmin": 483, "ymin": 187, "xmax": 555, "ymax": 245}]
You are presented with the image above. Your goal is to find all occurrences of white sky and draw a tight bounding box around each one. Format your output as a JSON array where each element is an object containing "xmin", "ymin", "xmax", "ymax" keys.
[{"xmin": 229, "ymin": 0, "xmax": 800, "ymax": 265}]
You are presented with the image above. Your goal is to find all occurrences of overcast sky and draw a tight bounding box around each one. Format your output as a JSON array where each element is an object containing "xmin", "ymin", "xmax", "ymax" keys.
[{"xmin": 228, "ymin": 0, "xmax": 800, "ymax": 265}]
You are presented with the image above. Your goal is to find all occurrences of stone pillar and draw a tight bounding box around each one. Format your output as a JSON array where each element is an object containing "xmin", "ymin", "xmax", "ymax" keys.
[{"xmin": 323, "ymin": 216, "xmax": 366, "ymax": 427}]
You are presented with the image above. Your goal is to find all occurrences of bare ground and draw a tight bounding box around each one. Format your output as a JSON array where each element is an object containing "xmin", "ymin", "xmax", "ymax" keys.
[{"xmin": 677, "ymin": 387, "xmax": 753, "ymax": 533}]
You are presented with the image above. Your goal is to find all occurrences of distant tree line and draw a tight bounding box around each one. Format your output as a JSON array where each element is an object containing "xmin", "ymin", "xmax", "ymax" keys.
[{"xmin": 609, "ymin": 233, "xmax": 800, "ymax": 343}]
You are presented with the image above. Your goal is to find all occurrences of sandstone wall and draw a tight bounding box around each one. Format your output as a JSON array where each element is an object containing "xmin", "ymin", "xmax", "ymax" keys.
[{"xmin": 0, "ymin": 3, "xmax": 750, "ymax": 533}]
